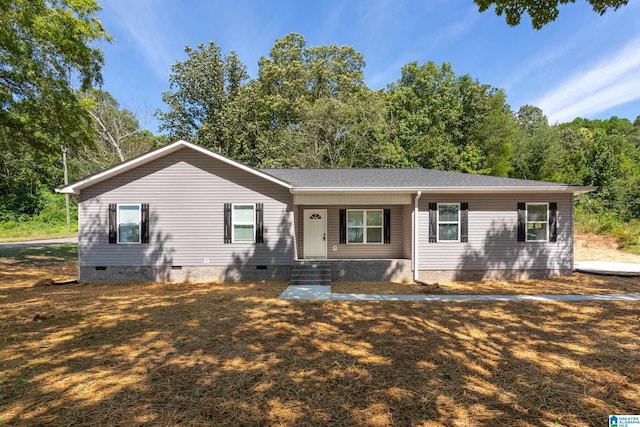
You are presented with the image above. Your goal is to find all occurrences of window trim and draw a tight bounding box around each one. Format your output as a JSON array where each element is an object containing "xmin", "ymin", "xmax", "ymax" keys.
[
  {"xmin": 232, "ymin": 203, "xmax": 256, "ymax": 243},
  {"xmin": 346, "ymin": 209, "xmax": 384, "ymax": 245},
  {"xmin": 526, "ymin": 202, "xmax": 549, "ymax": 242},
  {"xmin": 437, "ymin": 203, "xmax": 460, "ymax": 243},
  {"xmin": 117, "ymin": 203, "xmax": 141, "ymax": 244}
]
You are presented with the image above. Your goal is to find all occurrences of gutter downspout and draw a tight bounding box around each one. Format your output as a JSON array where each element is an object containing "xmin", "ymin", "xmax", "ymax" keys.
[{"xmin": 413, "ymin": 191, "xmax": 422, "ymax": 282}]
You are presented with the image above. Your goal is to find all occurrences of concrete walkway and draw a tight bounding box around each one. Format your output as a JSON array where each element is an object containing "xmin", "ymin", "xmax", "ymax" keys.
[
  {"xmin": 0, "ymin": 237, "xmax": 78, "ymax": 249},
  {"xmin": 279, "ymin": 285, "xmax": 640, "ymax": 302}
]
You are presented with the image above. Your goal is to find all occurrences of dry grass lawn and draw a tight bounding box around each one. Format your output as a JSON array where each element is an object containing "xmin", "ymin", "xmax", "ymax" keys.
[
  {"xmin": 331, "ymin": 273, "xmax": 640, "ymax": 295},
  {"xmin": 0, "ymin": 242, "xmax": 639, "ymax": 426},
  {"xmin": 334, "ymin": 233, "xmax": 640, "ymax": 296}
]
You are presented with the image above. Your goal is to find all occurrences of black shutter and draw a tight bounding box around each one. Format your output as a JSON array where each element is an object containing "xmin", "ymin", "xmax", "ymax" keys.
[
  {"xmin": 460, "ymin": 202, "xmax": 468, "ymax": 243},
  {"xmin": 224, "ymin": 203, "xmax": 232, "ymax": 244},
  {"xmin": 141, "ymin": 203, "xmax": 150, "ymax": 244},
  {"xmin": 108, "ymin": 203, "xmax": 117, "ymax": 244},
  {"xmin": 428, "ymin": 203, "xmax": 437, "ymax": 243},
  {"xmin": 549, "ymin": 202, "xmax": 558, "ymax": 243},
  {"xmin": 383, "ymin": 208, "xmax": 391, "ymax": 244},
  {"xmin": 255, "ymin": 203, "xmax": 264, "ymax": 243},
  {"xmin": 517, "ymin": 202, "xmax": 526, "ymax": 242},
  {"xmin": 339, "ymin": 209, "xmax": 346, "ymax": 244}
]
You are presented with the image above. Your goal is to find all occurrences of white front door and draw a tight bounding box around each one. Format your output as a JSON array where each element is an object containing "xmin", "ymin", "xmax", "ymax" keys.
[{"xmin": 304, "ymin": 209, "xmax": 327, "ymax": 258}]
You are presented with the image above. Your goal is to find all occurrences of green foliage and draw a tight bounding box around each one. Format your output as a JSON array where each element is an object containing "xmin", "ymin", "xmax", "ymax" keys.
[
  {"xmin": 575, "ymin": 198, "xmax": 640, "ymax": 253},
  {"xmin": 156, "ymin": 42, "xmax": 249, "ymax": 151},
  {"xmin": 0, "ymin": 0, "xmax": 113, "ymax": 236},
  {"xmin": 158, "ymin": 34, "xmax": 395, "ymax": 169},
  {"xmin": 70, "ymin": 89, "xmax": 157, "ymax": 180},
  {"xmin": 0, "ymin": 0, "xmax": 111, "ymax": 155},
  {"xmin": 387, "ymin": 61, "xmax": 515, "ymax": 175},
  {"xmin": 474, "ymin": 0, "xmax": 629, "ymax": 29},
  {"xmin": 0, "ymin": 142, "xmax": 63, "ymax": 221},
  {"xmin": 0, "ymin": 189, "xmax": 77, "ymax": 240}
]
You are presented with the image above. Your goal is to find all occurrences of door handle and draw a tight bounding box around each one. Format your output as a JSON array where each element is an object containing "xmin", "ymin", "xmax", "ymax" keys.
[{"xmin": 323, "ymin": 233, "xmax": 326, "ymax": 241}]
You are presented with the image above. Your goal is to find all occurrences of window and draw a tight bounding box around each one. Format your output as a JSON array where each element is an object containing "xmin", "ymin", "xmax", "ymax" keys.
[
  {"xmin": 118, "ymin": 204, "xmax": 141, "ymax": 244},
  {"xmin": 437, "ymin": 203, "xmax": 460, "ymax": 242},
  {"xmin": 347, "ymin": 209, "xmax": 383, "ymax": 244},
  {"xmin": 233, "ymin": 204, "xmax": 255, "ymax": 242},
  {"xmin": 526, "ymin": 203, "xmax": 548, "ymax": 242}
]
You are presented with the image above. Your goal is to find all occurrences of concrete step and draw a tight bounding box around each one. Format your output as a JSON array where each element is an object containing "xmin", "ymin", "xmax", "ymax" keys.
[
  {"xmin": 291, "ymin": 262, "xmax": 333, "ymax": 286},
  {"xmin": 291, "ymin": 274, "xmax": 332, "ymax": 280},
  {"xmin": 292, "ymin": 265, "xmax": 332, "ymax": 271},
  {"xmin": 290, "ymin": 279, "xmax": 332, "ymax": 286}
]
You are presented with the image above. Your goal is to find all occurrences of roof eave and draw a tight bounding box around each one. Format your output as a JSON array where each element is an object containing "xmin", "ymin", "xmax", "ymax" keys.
[{"xmin": 290, "ymin": 186, "xmax": 597, "ymax": 195}]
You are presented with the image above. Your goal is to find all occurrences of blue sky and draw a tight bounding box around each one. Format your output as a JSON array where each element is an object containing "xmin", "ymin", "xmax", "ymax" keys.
[{"xmin": 97, "ymin": 0, "xmax": 640, "ymax": 132}]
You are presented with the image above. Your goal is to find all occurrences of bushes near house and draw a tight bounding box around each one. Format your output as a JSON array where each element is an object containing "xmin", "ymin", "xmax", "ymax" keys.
[
  {"xmin": 0, "ymin": 190, "xmax": 77, "ymax": 241},
  {"xmin": 575, "ymin": 201, "xmax": 640, "ymax": 254}
]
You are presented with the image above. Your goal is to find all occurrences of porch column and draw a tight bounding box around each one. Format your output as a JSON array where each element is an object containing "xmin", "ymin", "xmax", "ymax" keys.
[{"xmin": 413, "ymin": 191, "xmax": 421, "ymax": 281}]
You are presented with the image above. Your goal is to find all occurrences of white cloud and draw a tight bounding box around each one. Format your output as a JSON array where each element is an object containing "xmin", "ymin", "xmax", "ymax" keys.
[
  {"xmin": 108, "ymin": 0, "xmax": 175, "ymax": 80},
  {"xmin": 535, "ymin": 37, "xmax": 640, "ymax": 123},
  {"xmin": 501, "ymin": 41, "xmax": 573, "ymax": 91},
  {"xmin": 364, "ymin": 5, "xmax": 478, "ymax": 90}
]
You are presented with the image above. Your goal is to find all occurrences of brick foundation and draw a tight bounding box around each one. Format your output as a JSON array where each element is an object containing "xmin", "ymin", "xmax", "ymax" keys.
[
  {"xmin": 79, "ymin": 263, "xmax": 570, "ymax": 284},
  {"xmin": 79, "ymin": 265, "xmax": 292, "ymax": 283},
  {"xmin": 295, "ymin": 259, "xmax": 414, "ymax": 283},
  {"xmin": 418, "ymin": 269, "xmax": 573, "ymax": 283}
]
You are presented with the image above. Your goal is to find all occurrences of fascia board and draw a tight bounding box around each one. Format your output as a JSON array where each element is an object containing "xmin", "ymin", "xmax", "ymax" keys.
[{"xmin": 289, "ymin": 186, "xmax": 597, "ymax": 195}]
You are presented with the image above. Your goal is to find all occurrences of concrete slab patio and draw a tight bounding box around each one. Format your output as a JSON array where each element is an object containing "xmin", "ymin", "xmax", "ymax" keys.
[
  {"xmin": 575, "ymin": 261, "xmax": 640, "ymax": 276},
  {"xmin": 279, "ymin": 285, "xmax": 640, "ymax": 302},
  {"xmin": 279, "ymin": 285, "xmax": 332, "ymax": 300}
]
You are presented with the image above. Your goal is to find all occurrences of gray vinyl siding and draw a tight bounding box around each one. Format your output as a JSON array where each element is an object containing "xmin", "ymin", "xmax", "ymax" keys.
[
  {"xmin": 78, "ymin": 148, "xmax": 293, "ymax": 267},
  {"xmin": 295, "ymin": 205, "xmax": 405, "ymax": 259},
  {"xmin": 418, "ymin": 193, "xmax": 573, "ymax": 271},
  {"xmin": 402, "ymin": 204, "xmax": 413, "ymax": 259}
]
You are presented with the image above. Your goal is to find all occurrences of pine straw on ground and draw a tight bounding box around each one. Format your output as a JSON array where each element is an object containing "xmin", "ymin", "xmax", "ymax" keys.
[
  {"xmin": 333, "ymin": 232, "xmax": 640, "ymax": 296},
  {"xmin": 331, "ymin": 273, "xmax": 640, "ymax": 295},
  {"xmin": 1, "ymin": 264, "xmax": 639, "ymax": 426}
]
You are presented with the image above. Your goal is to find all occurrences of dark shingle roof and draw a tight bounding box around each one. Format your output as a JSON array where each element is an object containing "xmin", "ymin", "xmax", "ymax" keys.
[{"xmin": 260, "ymin": 168, "xmax": 576, "ymax": 189}]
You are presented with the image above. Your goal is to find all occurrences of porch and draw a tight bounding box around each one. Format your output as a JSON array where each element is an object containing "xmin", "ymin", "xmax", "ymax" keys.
[
  {"xmin": 292, "ymin": 259, "xmax": 414, "ymax": 284},
  {"xmin": 291, "ymin": 193, "xmax": 417, "ymax": 284},
  {"xmin": 294, "ymin": 204, "xmax": 413, "ymax": 259}
]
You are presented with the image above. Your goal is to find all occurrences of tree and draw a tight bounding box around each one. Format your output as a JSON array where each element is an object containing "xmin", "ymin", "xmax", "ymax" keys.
[
  {"xmin": 157, "ymin": 42, "xmax": 249, "ymax": 151},
  {"xmin": 386, "ymin": 61, "xmax": 515, "ymax": 175},
  {"xmin": 474, "ymin": 0, "xmax": 629, "ymax": 29},
  {"xmin": 283, "ymin": 89, "xmax": 407, "ymax": 168},
  {"xmin": 70, "ymin": 90, "xmax": 156, "ymax": 179},
  {"xmin": 253, "ymin": 34, "xmax": 370, "ymax": 167},
  {"xmin": 0, "ymin": 0, "xmax": 111, "ymax": 154},
  {"xmin": 511, "ymin": 105, "xmax": 556, "ymax": 181}
]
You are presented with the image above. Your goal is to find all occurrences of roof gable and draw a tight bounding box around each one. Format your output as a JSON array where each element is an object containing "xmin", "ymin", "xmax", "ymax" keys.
[{"xmin": 57, "ymin": 140, "xmax": 292, "ymax": 195}]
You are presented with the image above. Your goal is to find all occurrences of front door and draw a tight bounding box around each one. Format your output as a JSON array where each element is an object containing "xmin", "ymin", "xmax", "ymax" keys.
[{"xmin": 304, "ymin": 209, "xmax": 327, "ymax": 258}]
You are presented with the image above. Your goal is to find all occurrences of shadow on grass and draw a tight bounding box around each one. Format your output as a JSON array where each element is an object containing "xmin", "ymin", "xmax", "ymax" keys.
[
  {"xmin": 0, "ymin": 271, "xmax": 638, "ymax": 426},
  {"xmin": 0, "ymin": 244, "xmax": 78, "ymax": 267}
]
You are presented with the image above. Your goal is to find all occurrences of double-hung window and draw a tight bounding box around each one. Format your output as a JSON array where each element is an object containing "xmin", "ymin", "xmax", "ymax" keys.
[
  {"xmin": 437, "ymin": 203, "xmax": 460, "ymax": 242},
  {"xmin": 233, "ymin": 204, "xmax": 255, "ymax": 242},
  {"xmin": 526, "ymin": 203, "xmax": 548, "ymax": 242},
  {"xmin": 118, "ymin": 204, "xmax": 141, "ymax": 244},
  {"xmin": 347, "ymin": 209, "xmax": 383, "ymax": 244}
]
